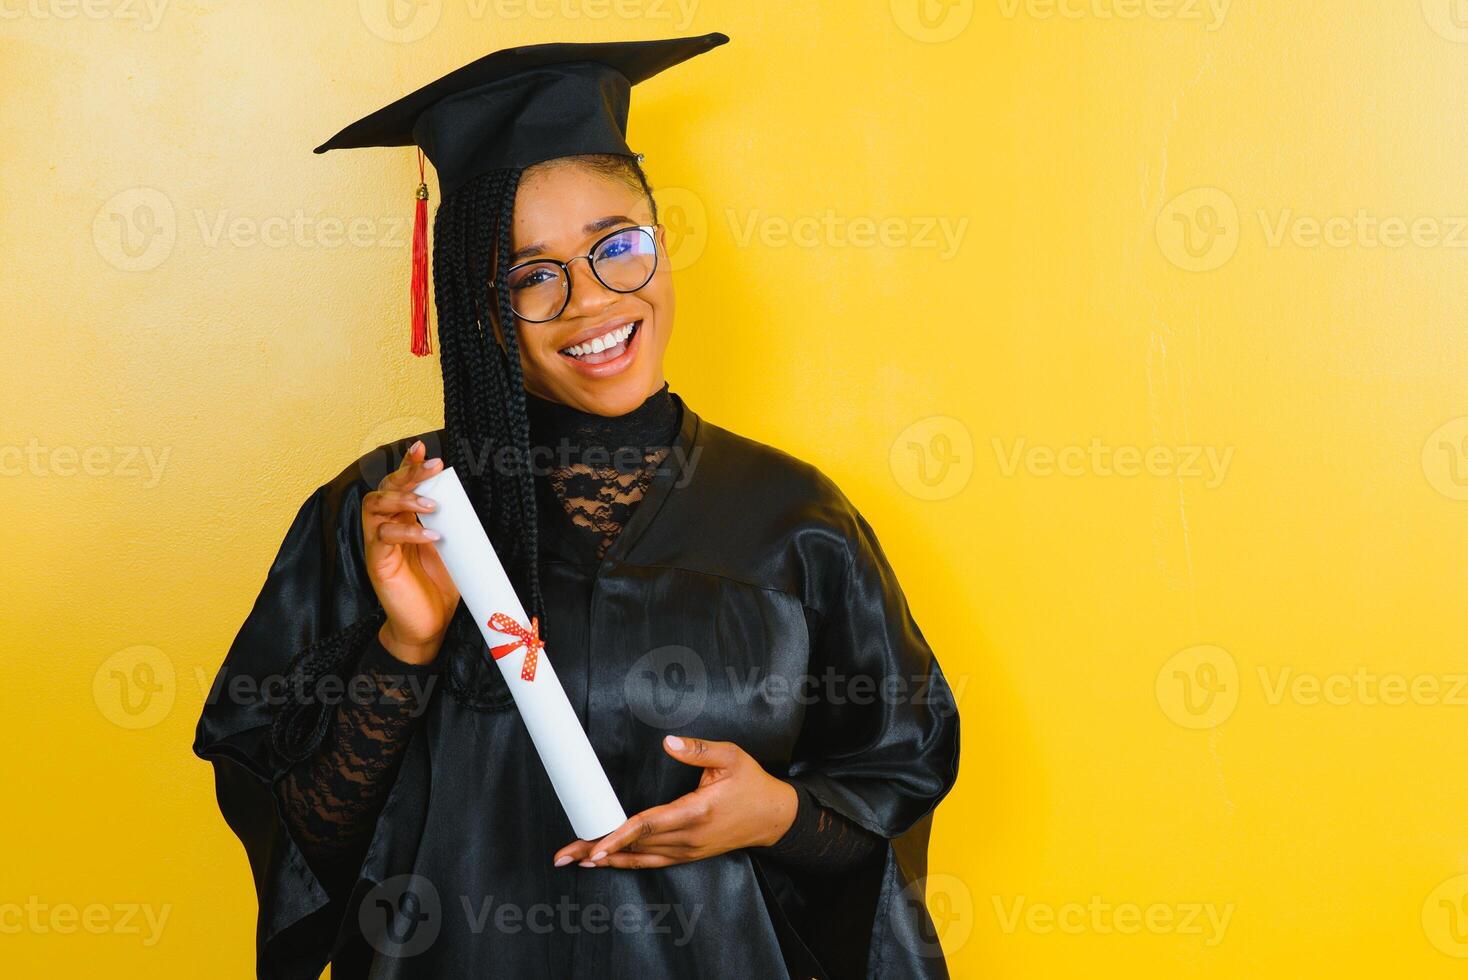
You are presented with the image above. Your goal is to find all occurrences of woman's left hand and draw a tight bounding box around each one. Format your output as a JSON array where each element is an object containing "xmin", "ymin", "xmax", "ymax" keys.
[{"xmin": 553, "ymin": 735, "xmax": 799, "ymax": 869}]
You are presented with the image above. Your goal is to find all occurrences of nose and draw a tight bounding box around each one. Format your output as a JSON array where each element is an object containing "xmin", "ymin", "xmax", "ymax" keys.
[{"xmin": 561, "ymin": 255, "xmax": 618, "ymax": 321}]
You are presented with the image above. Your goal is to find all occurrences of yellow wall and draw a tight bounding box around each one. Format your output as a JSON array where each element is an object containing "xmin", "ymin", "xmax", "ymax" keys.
[{"xmin": 4, "ymin": 1, "xmax": 1466, "ymax": 976}]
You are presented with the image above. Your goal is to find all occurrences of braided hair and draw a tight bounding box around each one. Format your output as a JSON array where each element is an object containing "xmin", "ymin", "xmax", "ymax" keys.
[{"xmin": 431, "ymin": 153, "xmax": 659, "ymax": 707}]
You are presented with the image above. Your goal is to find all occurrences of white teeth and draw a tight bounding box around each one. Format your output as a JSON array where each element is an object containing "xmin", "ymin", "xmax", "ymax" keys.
[{"xmin": 562, "ymin": 321, "xmax": 638, "ymax": 358}]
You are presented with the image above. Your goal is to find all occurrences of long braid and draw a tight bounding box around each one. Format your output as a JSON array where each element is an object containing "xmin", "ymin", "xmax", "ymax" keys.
[
  {"xmin": 270, "ymin": 607, "xmax": 388, "ymax": 764},
  {"xmin": 429, "ymin": 167, "xmax": 545, "ymax": 706},
  {"xmin": 393, "ymin": 155, "xmax": 659, "ymax": 710},
  {"xmin": 490, "ymin": 179, "xmax": 545, "ymax": 622}
]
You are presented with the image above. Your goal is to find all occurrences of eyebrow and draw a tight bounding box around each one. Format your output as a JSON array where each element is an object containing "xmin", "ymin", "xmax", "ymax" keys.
[{"xmin": 507, "ymin": 215, "xmax": 640, "ymax": 265}]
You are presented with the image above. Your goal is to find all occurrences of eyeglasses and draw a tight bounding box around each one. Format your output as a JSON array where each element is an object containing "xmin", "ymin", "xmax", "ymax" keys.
[{"xmin": 499, "ymin": 224, "xmax": 659, "ymax": 323}]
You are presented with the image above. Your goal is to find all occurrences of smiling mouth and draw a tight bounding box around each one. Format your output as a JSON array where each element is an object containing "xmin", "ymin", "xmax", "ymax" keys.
[{"xmin": 558, "ymin": 320, "xmax": 641, "ymax": 364}]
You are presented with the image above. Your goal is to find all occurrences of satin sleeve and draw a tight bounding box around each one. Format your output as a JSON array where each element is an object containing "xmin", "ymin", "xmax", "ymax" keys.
[
  {"xmin": 192, "ymin": 468, "xmax": 393, "ymax": 975},
  {"xmin": 753, "ymin": 490, "xmax": 962, "ymax": 979},
  {"xmin": 785, "ymin": 501, "xmax": 961, "ymax": 839}
]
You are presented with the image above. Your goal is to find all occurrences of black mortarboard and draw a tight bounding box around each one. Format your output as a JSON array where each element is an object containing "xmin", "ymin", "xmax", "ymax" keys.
[
  {"xmin": 314, "ymin": 32, "xmax": 729, "ymax": 355},
  {"xmin": 316, "ymin": 32, "xmax": 729, "ymax": 199}
]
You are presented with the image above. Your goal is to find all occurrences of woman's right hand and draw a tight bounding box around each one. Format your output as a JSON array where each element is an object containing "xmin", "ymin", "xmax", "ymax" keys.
[{"xmin": 362, "ymin": 439, "xmax": 460, "ymax": 665}]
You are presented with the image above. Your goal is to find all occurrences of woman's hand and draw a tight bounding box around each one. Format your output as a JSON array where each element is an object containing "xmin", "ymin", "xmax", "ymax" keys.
[
  {"xmin": 362, "ymin": 439, "xmax": 459, "ymax": 665},
  {"xmin": 552, "ymin": 736, "xmax": 799, "ymax": 869}
]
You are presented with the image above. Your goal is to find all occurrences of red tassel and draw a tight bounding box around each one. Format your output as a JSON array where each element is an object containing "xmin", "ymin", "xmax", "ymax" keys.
[{"xmin": 410, "ymin": 148, "xmax": 431, "ymax": 357}]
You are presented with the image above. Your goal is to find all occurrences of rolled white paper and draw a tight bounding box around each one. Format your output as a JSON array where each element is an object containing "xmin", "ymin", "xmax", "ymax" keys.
[{"xmin": 413, "ymin": 466, "xmax": 627, "ymax": 840}]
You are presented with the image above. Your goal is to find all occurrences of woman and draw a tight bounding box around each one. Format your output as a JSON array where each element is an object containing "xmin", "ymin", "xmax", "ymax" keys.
[{"xmin": 194, "ymin": 33, "xmax": 960, "ymax": 979}]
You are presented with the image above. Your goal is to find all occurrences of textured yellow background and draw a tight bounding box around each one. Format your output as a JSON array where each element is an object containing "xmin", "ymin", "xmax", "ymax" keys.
[{"xmin": 4, "ymin": 1, "xmax": 1468, "ymax": 976}]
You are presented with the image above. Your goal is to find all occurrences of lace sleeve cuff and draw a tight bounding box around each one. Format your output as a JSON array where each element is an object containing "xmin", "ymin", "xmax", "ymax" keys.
[
  {"xmin": 752, "ymin": 779, "xmax": 882, "ymax": 875},
  {"xmin": 274, "ymin": 631, "xmax": 443, "ymax": 891}
]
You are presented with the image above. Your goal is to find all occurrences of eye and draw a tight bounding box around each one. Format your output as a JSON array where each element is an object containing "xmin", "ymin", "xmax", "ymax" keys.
[
  {"xmin": 507, "ymin": 264, "xmax": 562, "ymax": 291},
  {"xmin": 597, "ymin": 229, "xmax": 641, "ymax": 260}
]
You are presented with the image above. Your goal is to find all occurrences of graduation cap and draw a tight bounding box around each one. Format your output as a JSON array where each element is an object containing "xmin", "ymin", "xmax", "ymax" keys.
[{"xmin": 315, "ymin": 32, "xmax": 730, "ymax": 356}]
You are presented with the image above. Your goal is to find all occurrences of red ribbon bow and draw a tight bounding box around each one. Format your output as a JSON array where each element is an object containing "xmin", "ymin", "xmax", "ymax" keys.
[{"xmin": 487, "ymin": 613, "xmax": 543, "ymax": 682}]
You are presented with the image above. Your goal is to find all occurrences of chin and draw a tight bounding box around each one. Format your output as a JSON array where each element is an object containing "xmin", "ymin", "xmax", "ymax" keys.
[{"xmin": 559, "ymin": 373, "xmax": 659, "ymax": 417}]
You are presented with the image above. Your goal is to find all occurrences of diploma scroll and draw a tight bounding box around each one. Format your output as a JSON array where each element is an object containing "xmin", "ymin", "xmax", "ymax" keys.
[{"xmin": 413, "ymin": 466, "xmax": 627, "ymax": 840}]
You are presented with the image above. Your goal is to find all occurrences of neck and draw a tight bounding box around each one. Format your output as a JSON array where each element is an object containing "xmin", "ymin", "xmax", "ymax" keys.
[{"xmin": 524, "ymin": 383, "xmax": 680, "ymax": 466}]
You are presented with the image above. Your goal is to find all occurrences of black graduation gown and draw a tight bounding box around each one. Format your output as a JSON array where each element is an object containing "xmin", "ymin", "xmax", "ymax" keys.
[{"xmin": 193, "ymin": 393, "xmax": 961, "ymax": 979}]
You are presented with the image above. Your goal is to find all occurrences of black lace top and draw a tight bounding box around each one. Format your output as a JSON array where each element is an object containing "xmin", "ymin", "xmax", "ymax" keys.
[{"xmin": 276, "ymin": 383, "xmax": 878, "ymax": 891}]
